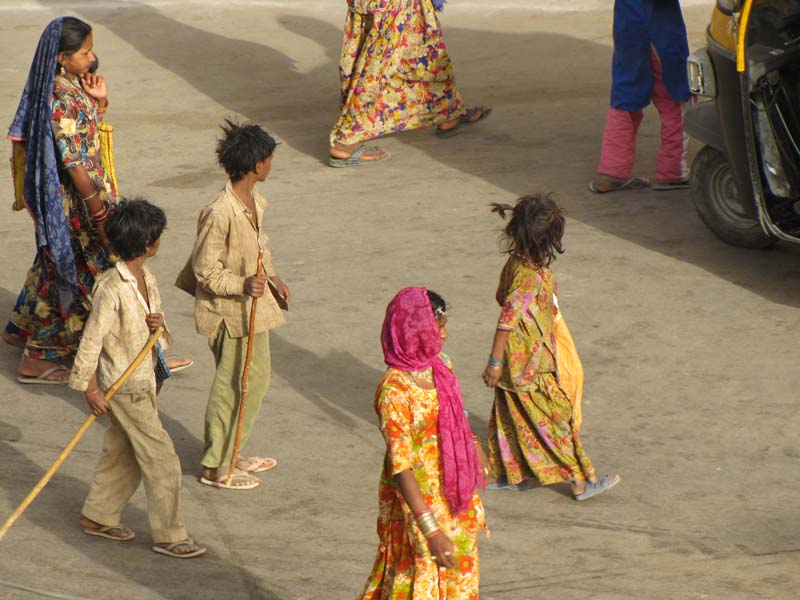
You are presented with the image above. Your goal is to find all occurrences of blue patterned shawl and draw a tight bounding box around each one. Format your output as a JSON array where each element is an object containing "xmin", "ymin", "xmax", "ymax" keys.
[
  {"xmin": 432, "ymin": 0, "xmax": 446, "ymax": 10},
  {"xmin": 8, "ymin": 17, "xmax": 79, "ymax": 308}
]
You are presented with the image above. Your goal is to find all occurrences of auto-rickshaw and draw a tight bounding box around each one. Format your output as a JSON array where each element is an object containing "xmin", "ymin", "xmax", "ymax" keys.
[{"xmin": 685, "ymin": 0, "xmax": 800, "ymax": 248}]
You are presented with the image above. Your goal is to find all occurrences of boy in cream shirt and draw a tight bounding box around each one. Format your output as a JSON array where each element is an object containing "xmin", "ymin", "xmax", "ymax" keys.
[
  {"xmin": 71, "ymin": 199, "xmax": 205, "ymax": 559},
  {"xmin": 191, "ymin": 120, "xmax": 289, "ymax": 490}
]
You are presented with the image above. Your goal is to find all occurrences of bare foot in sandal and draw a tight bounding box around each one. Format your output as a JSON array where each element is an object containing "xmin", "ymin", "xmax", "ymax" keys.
[
  {"xmin": 588, "ymin": 173, "xmax": 650, "ymax": 194},
  {"xmin": 17, "ymin": 355, "xmax": 70, "ymax": 384},
  {"xmin": 80, "ymin": 515, "xmax": 136, "ymax": 541},
  {"xmin": 200, "ymin": 466, "xmax": 260, "ymax": 490},
  {"xmin": 153, "ymin": 537, "xmax": 207, "ymax": 559},
  {"xmin": 329, "ymin": 141, "xmax": 388, "ymax": 161},
  {"xmin": 572, "ymin": 473, "xmax": 621, "ymax": 501},
  {"xmin": 166, "ymin": 356, "xmax": 193, "ymax": 373},
  {"xmin": 237, "ymin": 456, "xmax": 277, "ymax": 473},
  {"xmin": 437, "ymin": 105, "xmax": 492, "ymax": 137}
]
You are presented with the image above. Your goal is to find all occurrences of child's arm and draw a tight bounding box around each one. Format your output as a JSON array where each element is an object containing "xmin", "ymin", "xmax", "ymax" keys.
[
  {"xmin": 192, "ymin": 210, "xmax": 248, "ymax": 297},
  {"xmin": 482, "ymin": 328, "xmax": 511, "ymax": 387},
  {"xmin": 146, "ymin": 276, "xmax": 173, "ymax": 350},
  {"xmin": 260, "ymin": 242, "xmax": 291, "ymax": 302},
  {"xmin": 70, "ymin": 284, "xmax": 118, "ymax": 409},
  {"xmin": 85, "ymin": 372, "xmax": 110, "ymax": 416}
]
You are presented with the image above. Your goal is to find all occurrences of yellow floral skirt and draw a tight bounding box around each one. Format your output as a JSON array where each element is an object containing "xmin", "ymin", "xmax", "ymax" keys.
[
  {"xmin": 488, "ymin": 374, "xmax": 595, "ymax": 486},
  {"xmin": 331, "ymin": 0, "xmax": 466, "ymax": 145}
]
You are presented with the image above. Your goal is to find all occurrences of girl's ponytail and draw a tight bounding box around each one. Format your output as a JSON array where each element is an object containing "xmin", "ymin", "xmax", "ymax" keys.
[
  {"xmin": 489, "ymin": 202, "xmax": 515, "ymax": 219},
  {"xmin": 492, "ymin": 194, "xmax": 565, "ymax": 267}
]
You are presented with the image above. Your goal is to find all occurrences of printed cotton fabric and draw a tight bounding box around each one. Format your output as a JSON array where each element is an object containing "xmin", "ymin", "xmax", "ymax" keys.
[
  {"xmin": 331, "ymin": 0, "xmax": 466, "ymax": 146},
  {"xmin": 357, "ymin": 368, "xmax": 484, "ymax": 600},
  {"xmin": 6, "ymin": 72, "xmax": 113, "ymax": 360},
  {"xmin": 488, "ymin": 257, "xmax": 595, "ymax": 486}
]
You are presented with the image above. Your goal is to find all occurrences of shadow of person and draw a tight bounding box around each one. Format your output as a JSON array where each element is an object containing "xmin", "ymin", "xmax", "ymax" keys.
[
  {"xmin": 74, "ymin": 3, "xmax": 342, "ymax": 166},
  {"xmin": 269, "ymin": 332, "xmax": 385, "ymax": 428},
  {"xmin": 77, "ymin": 1, "xmax": 800, "ymax": 306},
  {"xmin": 397, "ymin": 26, "xmax": 800, "ymax": 307},
  {"xmin": 0, "ymin": 422, "xmax": 283, "ymax": 600},
  {"xmin": 269, "ymin": 332, "xmax": 490, "ymax": 435}
]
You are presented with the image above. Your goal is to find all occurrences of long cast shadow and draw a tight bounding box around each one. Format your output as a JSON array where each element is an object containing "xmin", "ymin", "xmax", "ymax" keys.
[
  {"xmin": 0, "ymin": 422, "xmax": 284, "ymax": 600},
  {"xmin": 68, "ymin": 3, "xmax": 800, "ymax": 307},
  {"xmin": 269, "ymin": 332, "xmax": 490, "ymax": 436},
  {"xmin": 75, "ymin": 3, "xmax": 341, "ymax": 166}
]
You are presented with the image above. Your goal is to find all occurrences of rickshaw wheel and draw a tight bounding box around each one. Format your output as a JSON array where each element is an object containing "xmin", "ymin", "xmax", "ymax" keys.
[{"xmin": 690, "ymin": 145, "xmax": 776, "ymax": 249}]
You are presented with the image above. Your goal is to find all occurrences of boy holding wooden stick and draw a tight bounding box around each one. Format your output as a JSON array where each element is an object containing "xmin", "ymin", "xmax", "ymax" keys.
[
  {"xmin": 191, "ymin": 119, "xmax": 289, "ymax": 490},
  {"xmin": 70, "ymin": 199, "xmax": 206, "ymax": 558}
]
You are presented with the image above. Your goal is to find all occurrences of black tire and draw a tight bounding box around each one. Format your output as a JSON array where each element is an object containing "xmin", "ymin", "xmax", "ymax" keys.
[{"xmin": 690, "ymin": 145, "xmax": 777, "ymax": 249}]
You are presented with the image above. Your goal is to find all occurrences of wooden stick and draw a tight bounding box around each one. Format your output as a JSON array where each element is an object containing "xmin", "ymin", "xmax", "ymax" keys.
[
  {"xmin": 225, "ymin": 250, "xmax": 263, "ymax": 483},
  {"xmin": 0, "ymin": 327, "xmax": 164, "ymax": 542}
]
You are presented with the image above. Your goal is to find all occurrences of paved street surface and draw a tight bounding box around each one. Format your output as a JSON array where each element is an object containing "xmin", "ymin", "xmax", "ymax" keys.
[{"xmin": 0, "ymin": 2, "xmax": 798, "ymax": 599}]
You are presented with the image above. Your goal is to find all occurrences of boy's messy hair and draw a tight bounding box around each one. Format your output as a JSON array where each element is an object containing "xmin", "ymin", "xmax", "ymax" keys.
[
  {"xmin": 216, "ymin": 118, "xmax": 277, "ymax": 182},
  {"xmin": 490, "ymin": 193, "xmax": 565, "ymax": 267},
  {"xmin": 105, "ymin": 197, "xmax": 167, "ymax": 261}
]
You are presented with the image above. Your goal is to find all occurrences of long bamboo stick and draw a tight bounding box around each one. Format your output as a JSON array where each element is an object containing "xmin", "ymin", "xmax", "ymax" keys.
[
  {"xmin": 0, "ymin": 327, "xmax": 164, "ymax": 542},
  {"xmin": 224, "ymin": 251, "xmax": 263, "ymax": 484}
]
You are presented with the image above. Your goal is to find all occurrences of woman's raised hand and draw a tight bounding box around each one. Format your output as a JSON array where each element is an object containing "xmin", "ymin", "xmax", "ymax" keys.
[
  {"xmin": 428, "ymin": 531, "xmax": 456, "ymax": 569},
  {"xmin": 79, "ymin": 73, "xmax": 108, "ymax": 101}
]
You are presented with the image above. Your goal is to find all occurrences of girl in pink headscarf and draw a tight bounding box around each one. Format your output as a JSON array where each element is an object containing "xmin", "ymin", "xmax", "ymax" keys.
[{"xmin": 356, "ymin": 287, "xmax": 486, "ymax": 600}]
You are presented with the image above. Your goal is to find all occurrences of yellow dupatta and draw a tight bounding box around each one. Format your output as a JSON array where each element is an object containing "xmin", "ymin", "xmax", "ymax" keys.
[
  {"xmin": 11, "ymin": 120, "xmax": 118, "ymax": 211},
  {"xmin": 555, "ymin": 310, "xmax": 583, "ymax": 431}
]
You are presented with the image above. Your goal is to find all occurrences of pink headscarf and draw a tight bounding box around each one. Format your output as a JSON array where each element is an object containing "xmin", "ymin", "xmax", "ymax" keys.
[{"xmin": 381, "ymin": 287, "xmax": 484, "ymax": 515}]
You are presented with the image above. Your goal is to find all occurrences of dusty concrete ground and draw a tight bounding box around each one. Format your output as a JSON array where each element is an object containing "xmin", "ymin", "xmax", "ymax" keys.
[{"xmin": 0, "ymin": 1, "xmax": 798, "ymax": 599}]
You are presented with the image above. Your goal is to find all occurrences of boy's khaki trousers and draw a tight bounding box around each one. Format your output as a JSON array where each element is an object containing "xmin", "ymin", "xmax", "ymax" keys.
[
  {"xmin": 202, "ymin": 327, "xmax": 270, "ymax": 470},
  {"xmin": 82, "ymin": 392, "xmax": 188, "ymax": 544}
]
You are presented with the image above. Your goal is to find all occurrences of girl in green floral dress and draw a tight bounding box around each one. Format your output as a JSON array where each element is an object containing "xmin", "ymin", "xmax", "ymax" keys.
[{"xmin": 482, "ymin": 194, "xmax": 621, "ymax": 501}]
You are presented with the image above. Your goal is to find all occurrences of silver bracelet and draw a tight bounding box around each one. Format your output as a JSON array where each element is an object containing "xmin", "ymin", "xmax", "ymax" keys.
[{"xmin": 487, "ymin": 355, "xmax": 505, "ymax": 367}]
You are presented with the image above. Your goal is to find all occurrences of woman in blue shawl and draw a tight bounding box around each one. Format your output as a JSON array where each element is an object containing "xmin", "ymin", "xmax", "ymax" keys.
[
  {"xmin": 3, "ymin": 17, "xmax": 114, "ymax": 383},
  {"xmin": 588, "ymin": 0, "xmax": 692, "ymax": 194}
]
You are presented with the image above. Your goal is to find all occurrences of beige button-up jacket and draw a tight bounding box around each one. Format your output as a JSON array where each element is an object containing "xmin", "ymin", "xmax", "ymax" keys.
[
  {"xmin": 192, "ymin": 181, "xmax": 285, "ymax": 338},
  {"xmin": 70, "ymin": 262, "xmax": 172, "ymax": 394}
]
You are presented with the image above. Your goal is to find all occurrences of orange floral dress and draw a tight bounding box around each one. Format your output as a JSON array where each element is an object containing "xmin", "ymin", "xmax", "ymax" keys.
[{"xmin": 357, "ymin": 366, "xmax": 485, "ymax": 600}]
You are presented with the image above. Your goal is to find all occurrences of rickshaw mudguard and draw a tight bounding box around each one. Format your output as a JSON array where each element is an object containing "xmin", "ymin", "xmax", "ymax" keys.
[{"xmin": 684, "ymin": 101, "xmax": 725, "ymax": 154}]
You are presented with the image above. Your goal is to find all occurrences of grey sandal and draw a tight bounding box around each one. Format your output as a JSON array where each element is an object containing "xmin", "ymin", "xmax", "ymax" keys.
[
  {"xmin": 588, "ymin": 176, "xmax": 650, "ymax": 194},
  {"xmin": 328, "ymin": 145, "xmax": 390, "ymax": 168},
  {"xmin": 436, "ymin": 106, "xmax": 493, "ymax": 139},
  {"xmin": 574, "ymin": 474, "xmax": 621, "ymax": 501}
]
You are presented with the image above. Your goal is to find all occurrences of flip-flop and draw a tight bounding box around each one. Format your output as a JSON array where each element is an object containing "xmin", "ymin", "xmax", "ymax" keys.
[
  {"xmin": 328, "ymin": 145, "xmax": 390, "ymax": 168},
  {"xmin": 166, "ymin": 357, "xmax": 193, "ymax": 373},
  {"xmin": 436, "ymin": 106, "xmax": 493, "ymax": 139},
  {"xmin": 199, "ymin": 467, "xmax": 260, "ymax": 490},
  {"xmin": 653, "ymin": 179, "xmax": 690, "ymax": 191},
  {"xmin": 237, "ymin": 456, "xmax": 277, "ymax": 473},
  {"xmin": 17, "ymin": 365, "xmax": 70, "ymax": 385},
  {"xmin": 486, "ymin": 477, "xmax": 539, "ymax": 491},
  {"xmin": 574, "ymin": 474, "xmax": 621, "ymax": 501},
  {"xmin": 152, "ymin": 537, "xmax": 207, "ymax": 559},
  {"xmin": 83, "ymin": 524, "xmax": 136, "ymax": 541},
  {"xmin": 588, "ymin": 176, "xmax": 650, "ymax": 194}
]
